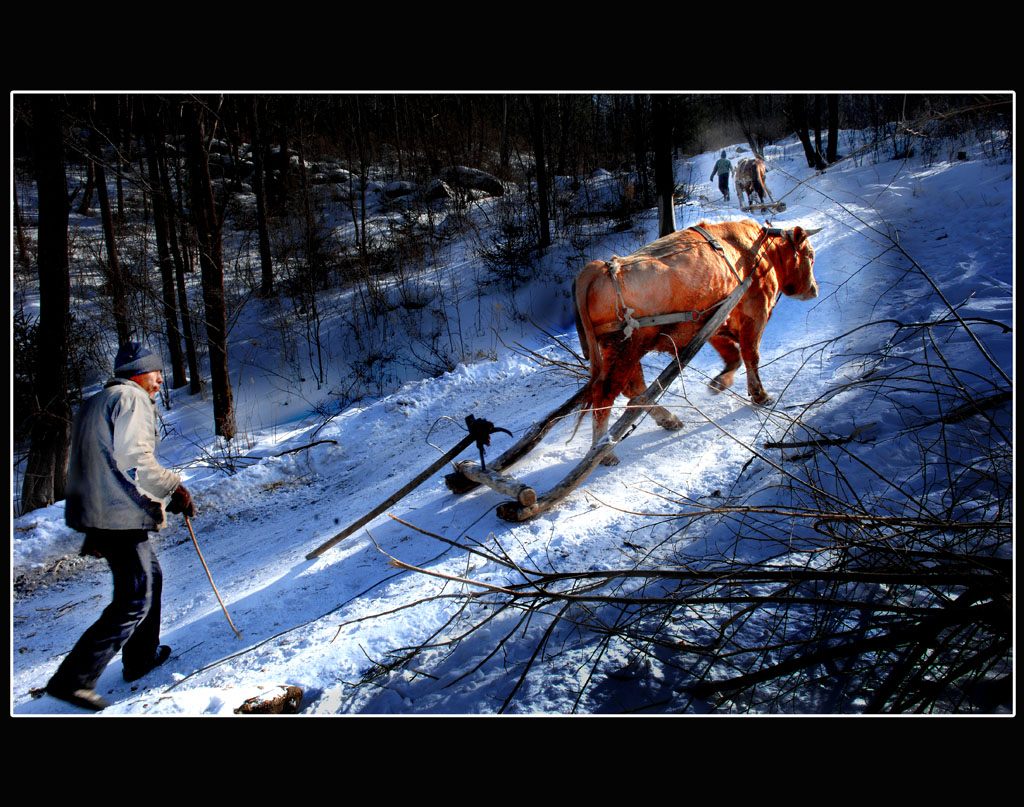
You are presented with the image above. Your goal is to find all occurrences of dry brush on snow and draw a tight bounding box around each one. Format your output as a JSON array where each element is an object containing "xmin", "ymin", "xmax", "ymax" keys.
[{"xmin": 335, "ymin": 212, "xmax": 1012, "ymax": 715}]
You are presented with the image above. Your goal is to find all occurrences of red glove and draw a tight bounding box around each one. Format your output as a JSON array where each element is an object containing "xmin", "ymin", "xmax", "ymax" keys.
[{"xmin": 167, "ymin": 484, "xmax": 195, "ymax": 517}]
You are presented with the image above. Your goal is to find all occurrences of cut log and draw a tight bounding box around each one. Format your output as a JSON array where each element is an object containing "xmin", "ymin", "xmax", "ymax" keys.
[
  {"xmin": 234, "ymin": 685, "xmax": 304, "ymax": 714},
  {"xmin": 450, "ymin": 460, "xmax": 536, "ymax": 506}
]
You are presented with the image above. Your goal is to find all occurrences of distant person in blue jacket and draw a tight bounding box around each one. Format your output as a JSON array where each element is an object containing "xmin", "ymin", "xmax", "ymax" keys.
[
  {"xmin": 45, "ymin": 341, "xmax": 193, "ymax": 711},
  {"xmin": 710, "ymin": 150, "xmax": 733, "ymax": 202}
]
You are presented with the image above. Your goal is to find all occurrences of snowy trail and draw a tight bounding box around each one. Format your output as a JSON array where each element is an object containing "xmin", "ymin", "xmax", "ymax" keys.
[{"xmin": 15, "ymin": 334, "xmax": 833, "ymax": 714}]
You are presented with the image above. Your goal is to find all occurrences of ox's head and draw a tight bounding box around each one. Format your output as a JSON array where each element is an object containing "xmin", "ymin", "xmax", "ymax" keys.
[{"xmin": 775, "ymin": 226, "xmax": 820, "ymax": 300}]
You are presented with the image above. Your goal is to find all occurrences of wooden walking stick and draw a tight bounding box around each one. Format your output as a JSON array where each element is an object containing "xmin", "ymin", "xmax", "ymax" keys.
[{"xmin": 185, "ymin": 516, "xmax": 242, "ymax": 639}]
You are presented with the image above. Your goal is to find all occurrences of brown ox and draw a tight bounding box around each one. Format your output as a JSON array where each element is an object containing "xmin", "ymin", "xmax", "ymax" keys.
[
  {"xmin": 735, "ymin": 158, "xmax": 771, "ymax": 209},
  {"xmin": 574, "ymin": 219, "xmax": 819, "ymax": 464}
]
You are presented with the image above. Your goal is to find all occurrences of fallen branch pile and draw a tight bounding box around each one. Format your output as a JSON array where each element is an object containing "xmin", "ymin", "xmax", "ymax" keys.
[{"xmin": 373, "ymin": 506, "xmax": 1011, "ymax": 713}]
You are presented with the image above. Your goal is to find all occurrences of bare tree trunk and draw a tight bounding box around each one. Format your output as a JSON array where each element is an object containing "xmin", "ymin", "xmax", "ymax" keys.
[
  {"xmin": 530, "ymin": 96, "xmax": 550, "ymax": 251},
  {"xmin": 789, "ymin": 96, "xmax": 827, "ymax": 171},
  {"xmin": 500, "ymin": 96, "xmax": 511, "ymax": 174},
  {"xmin": 270, "ymin": 112, "xmax": 291, "ymax": 215},
  {"xmin": 653, "ymin": 95, "xmax": 677, "ymax": 238},
  {"xmin": 21, "ymin": 95, "xmax": 72, "ymax": 514},
  {"xmin": 143, "ymin": 99, "xmax": 188, "ymax": 389},
  {"xmin": 730, "ymin": 95, "xmax": 770, "ymax": 161},
  {"xmin": 353, "ymin": 96, "xmax": 370, "ymax": 265},
  {"xmin": 185, "ymin": 99, "xmax": 236, "ymax": 439},
  {"xmin": 112, "ymin": 95, "xmax": 129, "ymax": 221},
  {"xmin": 295, "ymin": 116, "xmax": 326, "ymax": 387},
  {"xmin": 392, "ymin": 95, "xmax": 404, "ymax": 177},
  {"xmin": 88, "ymin": 103, "xmax": 131, "ymax": 346},
  {"xmin": 827, "ymin": 94, "xmax": 840, "ymax": 164},
  {"xmin": 76, "ymin": 155, "xmax": 95, "ymax": 215},
  {"xmin": 249, "ymin": 96, "xmax": 274, "ymax": 298},
  {"xmin": 14, "ymin": 181, "xmax": 30, "ymax": 266},
  {"xmin": 157, "ymin": 115, "xmax": 202, "ymax": 395},
  {"xmin": 813, "ymin": 94, "xmax": 824, "ymax": 158},
  {"xmin": 630, "ymin": 95, "xmax": 652, "ymax": 206}
]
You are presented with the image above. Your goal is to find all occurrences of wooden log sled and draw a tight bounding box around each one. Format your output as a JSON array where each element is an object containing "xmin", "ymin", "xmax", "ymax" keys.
[
  {"xmin": 444, "ymin": 386, "xmax": 588, "ymax": 496},
  {"xmin": 740, "ymin": 200, "xmax": 787, "ymax": 214},
  {"xmin": 448, "ymin": 264, "xmax": 759, "ymax": 522}
]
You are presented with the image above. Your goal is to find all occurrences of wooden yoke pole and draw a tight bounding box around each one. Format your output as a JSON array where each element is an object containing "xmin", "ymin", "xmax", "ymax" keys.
[{"xmin": 305, "ymin": 432, "xmax": 477, "ymax": 561}]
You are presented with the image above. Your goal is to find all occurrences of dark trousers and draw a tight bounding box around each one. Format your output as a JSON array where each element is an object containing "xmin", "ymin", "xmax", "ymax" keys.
[
  {"xmin": 718, "ymin": 174, "xmax": 730, "ymax": 199},
  {"xmin": 48, "ymin": 530, "xmax": 163, "ymax": 690}
]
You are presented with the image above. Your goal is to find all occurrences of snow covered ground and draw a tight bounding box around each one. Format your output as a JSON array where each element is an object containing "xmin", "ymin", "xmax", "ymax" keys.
[{"xmin": 12, "ymin": 126, "xmax": 1013, "ymax": 715}]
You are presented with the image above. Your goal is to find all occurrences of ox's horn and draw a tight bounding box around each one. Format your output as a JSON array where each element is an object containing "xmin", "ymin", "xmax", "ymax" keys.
[{"xmin": 804, "ymin": 227, "xmax": 823, "ymax": 236}]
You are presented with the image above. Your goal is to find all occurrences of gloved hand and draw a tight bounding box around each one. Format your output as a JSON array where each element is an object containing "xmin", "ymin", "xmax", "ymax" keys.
[{"xmin": 167, "ymin": 484, "xmax": 195, "ymax": 517}]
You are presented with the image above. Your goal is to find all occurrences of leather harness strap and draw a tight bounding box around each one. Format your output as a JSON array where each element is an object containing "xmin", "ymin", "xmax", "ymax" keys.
[{"xmin": 689, "ymin": 224, "xmax": 744, "ymax": 283}]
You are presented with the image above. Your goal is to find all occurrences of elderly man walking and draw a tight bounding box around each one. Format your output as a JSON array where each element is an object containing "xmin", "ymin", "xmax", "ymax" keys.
[{"xmin": 45, "ymin": 342, "xmax": 193, "ymax": 711}]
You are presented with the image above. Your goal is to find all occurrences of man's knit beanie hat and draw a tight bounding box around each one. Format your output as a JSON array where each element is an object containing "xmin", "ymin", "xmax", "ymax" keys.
[{"xmin": 114, "ymin": 342, "xmax": 162, "ymax": 378}]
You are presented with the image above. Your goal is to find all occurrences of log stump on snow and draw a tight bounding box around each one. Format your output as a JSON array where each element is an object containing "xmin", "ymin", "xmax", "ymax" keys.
[{"xmin": 234, "ymin": 685, "xmax": 304, "ymax": 714}]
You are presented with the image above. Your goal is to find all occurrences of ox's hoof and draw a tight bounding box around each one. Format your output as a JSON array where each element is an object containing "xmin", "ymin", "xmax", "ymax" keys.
[
  {"xmin": 600, "ymin": 453, "xmax": 621, "ymax": 467},
  {"xmin": 650, "ymin": 409, "xmax": 683, "ymax": 431},
  {"xmin": 751, "ymin": 393, "xmax": 773, "ymax": 407},
  {"xmin": 709, "ymin": 378, "xmax": 731, "ymax": 395}
]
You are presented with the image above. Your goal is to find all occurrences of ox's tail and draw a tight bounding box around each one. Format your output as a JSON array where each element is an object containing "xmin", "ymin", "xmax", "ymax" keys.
[
  {"xmin": 570, "ymin": 260, "xmax": 608, "ymax": 436},
  {"xmin": 755, "ymin": 162, "xmax": 772, "ymax": 202}
]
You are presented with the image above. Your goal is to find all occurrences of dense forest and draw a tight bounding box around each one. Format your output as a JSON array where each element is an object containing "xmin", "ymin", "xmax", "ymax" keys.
[{"xmin": 11, "ymin": 92, "xmax": 1011, "ymax": 517}]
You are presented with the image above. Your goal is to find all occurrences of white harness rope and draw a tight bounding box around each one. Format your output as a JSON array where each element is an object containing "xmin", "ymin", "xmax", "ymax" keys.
[{"xmin": 606, "ymin": 256, "xmax": 641, "ymax": 338}]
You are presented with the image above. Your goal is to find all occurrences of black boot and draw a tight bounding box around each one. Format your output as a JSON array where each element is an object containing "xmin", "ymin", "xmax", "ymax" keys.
[
  {"xmin": 123, "ymin": 645, "xmax": 172, "ymax": 682},
  {"xmin": 46, "ymin": 683, "xmax": 109, "ymax": 711}
]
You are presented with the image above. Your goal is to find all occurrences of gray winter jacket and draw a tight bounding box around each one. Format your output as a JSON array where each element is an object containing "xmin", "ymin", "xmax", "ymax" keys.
[{"xmin": 64, "ymin": 378, "xmax": 182, "ymax": 532}]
